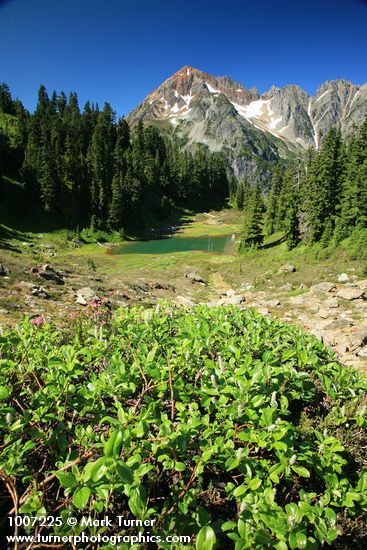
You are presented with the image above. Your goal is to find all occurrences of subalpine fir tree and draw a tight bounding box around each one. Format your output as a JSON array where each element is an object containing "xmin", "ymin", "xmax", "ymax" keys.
[
  {"xmin": 282, "ymin": 168, "xmax": 301, "ymax": 250},
  {"xmin": 235, "ymin": 178, "xmax": 250, "ymax": 210},
  {"xmin": 88, "ymin": 103, "xmax": 116, "ymax": 222},
  {"xmin": 108, "ymin": 173, "xmax": 124, "ymax": 230},
  {"xmin": 239, "ymin": 184, "xmax": 265, "ymax": 250},
  {"xmin": 304, "ymin": 128, "xmax": 344, "ymax": 243},
  {"xmin": 0, "ymin": 82, "xmax": 15, "ymax": 114},
  {"xmin": 264, "ymin": 165, "xmax": 285, "ymax": 235},
  {"xmin": 338, "ymin": 115, "xmax": 367, "ymax": 235}
]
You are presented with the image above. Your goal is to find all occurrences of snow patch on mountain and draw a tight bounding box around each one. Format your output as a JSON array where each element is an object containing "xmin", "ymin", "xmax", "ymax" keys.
[
  {"xmin": 182, "ymin": 94, "xmax": 193, "ymax": 106},
  {"xmin": 315, "ymin": 90, "xmax": 329, "ymax": 103},
  {"xmin": 350, "ymin": 89, "xmax": 360, "ymax": 109},
  {"xmin": 206, "ymin": 82, "xmax": 219, "ymax": 94}
]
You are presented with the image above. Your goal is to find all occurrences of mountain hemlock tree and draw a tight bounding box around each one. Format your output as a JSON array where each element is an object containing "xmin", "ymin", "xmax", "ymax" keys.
[{"xmin": 239, "ymin": 184, "xmax": 265, "ymax": 250}]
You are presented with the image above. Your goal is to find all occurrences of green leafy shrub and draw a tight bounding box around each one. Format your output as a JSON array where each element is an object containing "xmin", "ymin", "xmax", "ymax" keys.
[{"xmin": 0, "ymin": 305, "xmax": 366, "ymax": 548}]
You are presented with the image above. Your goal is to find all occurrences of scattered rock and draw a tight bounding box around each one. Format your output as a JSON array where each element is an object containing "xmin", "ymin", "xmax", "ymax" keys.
[
  {"xmin": 310, "ymin": 329, "xmax": 324, "ymax": 342},
  {"xmin": 357, "ymin": 347, "xmax": 367, "ymax": 358},
  {"xmin": 185, "ymin": 272, "xmax": 207, "ymax": 285},
  {"xmin": 75, "ymin": 287, "xmax": 99, "ymax": 306},
  {"xmin": 256, "ymin": 307, "xmax": 269, "ymax": 316},
  {"xmin": 39, "ymin": 265, "xmax": 64, "ymax": 285},
  {"xmin": 0, "ymin": 264, "xmax": 10, "ymax": 276},
  {"xmin": 215, "ymin": 295, "xmax": 245, "ymax": 306},
  {"xmin": 150, "ymin": 282, "xmax": 175, "ymax": 292},
  {"xmin": 264, "ymin": 299, "xmax": 280, "ymax": 308},
  {"xmin": 279, "ymin": 283, "xmax": 293, "ymax": 291},
  {"xmin": 278, "ymin": 264, "xmax": 296, "ymax": 274},
  {"xmin": 336, "ymin": 288, "xmax": 365, "ymax": 301},
  {"xmin": 299, "ymin": 283, "xmax": 308, "ymax": 289},
  {"xmin": 324, "ymin": 297, "xmax": 339, "ymax": 308},
  {"xmin": 32, "ymin": 286, "xmax": 50, "ymax": 299},
  {"xmin": 175, "ymin": 295, "xmax": 195, "ymax": 307},
  {"xmin": 241, "ymin": 283, "xmax": 254, "ymax": 291},
  {"xmin": 290, "ymin": 295, "xmax": 306, "ymax": 304},
  {"xmin": 356, "ymin": 279, "xmax": 367, "ymax": 289},
  {"xmin": 310, "ymin": 282, "xmax": 336, "ymax": 293},
  {"xmin": 129, "ymin": 282, "xmax": 150, "ymax": 293},
  {"xmin": 327, "ymin": 318, "xmax": 355, "ymax": 330},
  {"xmin": 337, "ymin": 273, "xmax": 349, "ymax": 283},
  {"xmin": 318, "ymin": 309, "xmax": 334, "ymax": 319},
  {"xmin": 0, "ymin": 308, "xmax": 9, "ymax": 315},
  {"xmin": 226, "ymin": 289, "xmax": 236, "ymax": 297},
  {"xmin": 348, "ymin": 329, "xmax": 367, "ymax": 351},
  {"xmin": 18, "ymin": 281, "xmax": 37, "ymax": 290}
]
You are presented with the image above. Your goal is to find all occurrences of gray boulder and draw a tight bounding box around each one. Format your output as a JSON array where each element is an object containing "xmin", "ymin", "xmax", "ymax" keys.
[
  {"xmin": 278, "ymin": 264, "xmax": 296, "ymax": 274},
  {"xmin": 32, "ymin": 286, "xmax": 50, "ymax": 299},
  {"xmin": 324, "ymin": 297, "xmax": 339, "ymax": 308},
  {"xmin": 39, "ymin": 265, "xmax": 64, "ymax": 285},
  {"xmin": 175, "ymin": 295, "xmax": 196, "ymax": 307},
  {"xmin": 215, "ymin": 295, "xmax": 245, "ymax": 306},
  {"xmin": 337, "ymin": 273, "xmax": 349, "ymax": 283},
  {"xmin": 310, "ymin": 282, "xmax": 336, "ymax": 293},
  {"xmin": 336, "ymin": 288, "xmax": 365, "ymax": 301},
  {"xmin": 185, "ymin": 272, "xmax": 207, "ymax": 285},
  {"xmin": 0, "ymin": 264, "xmax": 10, "ymax": 276},
  {"xmin": 76, "ymin": 287, "xmax": 99, "ymax": 306},
  {"xmin": 279, "ymin": 283, "xmax": 293, "ymax": 291}
]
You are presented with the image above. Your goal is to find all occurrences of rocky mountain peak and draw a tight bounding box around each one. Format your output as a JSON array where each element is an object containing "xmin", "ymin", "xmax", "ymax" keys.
[{"xmin": 127, "ymin": 66, "xmax": 367, "ymax": 183}]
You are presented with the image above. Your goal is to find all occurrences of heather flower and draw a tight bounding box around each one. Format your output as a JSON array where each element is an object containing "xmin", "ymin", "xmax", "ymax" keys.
[
  {"xmin": 30, "ymin": 316, "xmax": 45, "ymax": 326},
  {"xmin": 68, "ymin": 311, "xmax": 80, "ymax": 319}
]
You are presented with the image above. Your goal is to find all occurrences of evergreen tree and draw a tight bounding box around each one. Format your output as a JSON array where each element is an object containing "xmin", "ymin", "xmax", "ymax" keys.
[
  {"xmin": 264, "ymin": 165, "xmax": 284, "ymax": 235},
  {"xmin": 0, "ymin": 83, "xmax": 15, "ymax": 114},
  {"xmin": 304, "ymin": 128, "xmax": 344, "ymax": 243},
  {"xmin": 88, "ymin": 102, "xmax": 116, "ymax": 222},
  {"xmin": 239, "ymin": 185, "xmax": 265, "ymax": 250},
  {"xmin": 337, "ymin": 115, "xmax": 367, "ymax": 235},
  {"xmin": 282, "ymin": 168, "xmax": 301, "ymax": 249}
]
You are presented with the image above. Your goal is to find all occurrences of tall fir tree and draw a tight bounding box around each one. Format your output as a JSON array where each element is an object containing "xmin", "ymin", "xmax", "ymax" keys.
[{"xmin": 239, "ymin": 184, "xmax": 265, "ymax": 250}]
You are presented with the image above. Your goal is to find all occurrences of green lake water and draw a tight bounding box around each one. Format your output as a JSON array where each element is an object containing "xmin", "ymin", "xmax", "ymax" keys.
[{"xmin": 112, "ymin": 234, "xmax": 236, "ymax": 255}]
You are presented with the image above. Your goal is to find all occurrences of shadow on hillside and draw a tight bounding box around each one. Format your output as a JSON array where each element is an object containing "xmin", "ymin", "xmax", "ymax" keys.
[
  {"xmin": 261, "ymin": 235, "xmax": 286, "ymax": 249},
  {"xmin": 0, "ymin": 176, "xmax": 85, "ymax": 242},
  {"xmin": 0, "ymin": 226, "xmax": 24, "ymax": 252}
]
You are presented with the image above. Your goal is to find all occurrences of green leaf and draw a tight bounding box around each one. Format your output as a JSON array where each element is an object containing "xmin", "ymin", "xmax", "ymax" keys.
[
  {"xmin": 225, "ymin": 456, "xmax": 240, "ymax": 471},
  {"xmin": 291, "ymin": 465, "xmax": 310, "ymax": 478},
  {"xmin": 233, "ymin": 484, "xmax": 248, "ymax": 498},
  {"xmin": 264, "ymin": 487, "xmax": 275, "ymax": 506},
  {"xmin": 296, "ymin": 532, "xmax": 307, "ymax": 548},
  {"xmin": 0, "ymin": 385, "xmax": 9, "ymax": 400},
  {"xmin": 72, "ymin": 486, "xmax": 91, "ymax": 509},
  {"xmin": 196, "ymin": 525, "xmax": 216, "ymax": 550},
  {"xmin": 249, "ymin": 478, "xmax": 262, "ymax": 490},
  {"xmin": 56, "ymin": 471, "xmax": 78, "ymax": 488},
  {"xmin": 128, "ymin": 488, "xmax": 146, "ymax": 519},
  {"xmin": 116, "ymin": 461, "xmax": 134, "ymax": 485},
  {"xmin": 88, "ymin": 457, "xmax": 109, "ymax": 482}
]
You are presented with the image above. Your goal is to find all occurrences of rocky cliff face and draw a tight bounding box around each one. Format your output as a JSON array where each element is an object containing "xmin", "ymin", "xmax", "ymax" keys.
[{"xmin": 128, "ymin": 66, "xmax": 367, "ymax": 182}]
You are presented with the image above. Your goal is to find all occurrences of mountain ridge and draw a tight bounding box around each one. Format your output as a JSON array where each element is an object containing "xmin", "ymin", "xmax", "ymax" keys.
[{"xmin": 128, "ymin": 66, "xmax": 367, "ymax": 181}]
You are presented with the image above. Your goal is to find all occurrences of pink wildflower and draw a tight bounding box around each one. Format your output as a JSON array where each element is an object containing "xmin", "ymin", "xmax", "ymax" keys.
[
  {"xmin": 30, "ymin": 316, "xmax": 45, "ymax": 326},
  {"xmin": 68, "ymin": 311, "xmax": 80, "ymax": 319}
]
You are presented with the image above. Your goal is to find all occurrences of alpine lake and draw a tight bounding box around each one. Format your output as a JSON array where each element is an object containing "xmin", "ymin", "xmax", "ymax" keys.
[{"xmin": 111, "ymin": 232, "xmax": 236, "ymax": 256}]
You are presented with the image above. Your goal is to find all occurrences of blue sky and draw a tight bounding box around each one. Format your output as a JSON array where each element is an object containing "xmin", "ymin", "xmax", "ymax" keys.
[{"xmin": 1, "ymin": 0, "xmax": 367, "ymax": 116}]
